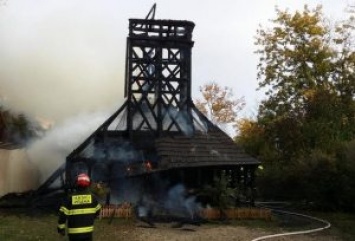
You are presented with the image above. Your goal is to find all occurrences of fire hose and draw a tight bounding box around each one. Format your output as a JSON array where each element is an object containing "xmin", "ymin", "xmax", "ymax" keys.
[{"xmin": 250, "ymin": 203, "xmax": 331, "ymax": 241}]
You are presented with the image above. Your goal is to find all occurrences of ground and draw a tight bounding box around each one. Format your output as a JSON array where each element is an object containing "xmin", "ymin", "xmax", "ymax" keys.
[
  {"xmin": 0, "ymin": 209, "xmax": 346, "ymax": 241},
  {"xmin": 109, "ymin": 222, "xmax": 340, "ymax": 241}
]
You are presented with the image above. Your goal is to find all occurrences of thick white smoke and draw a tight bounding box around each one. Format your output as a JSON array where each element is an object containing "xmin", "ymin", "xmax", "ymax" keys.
[
  {"xmin": 0, "ymin": 1, "xmax": 127, "ymax": 122},
  {"xmin": 27, "ymin": 109, "xmax": 115, "ymax": 184},
  {"xmin": 0, "ymin": 1, "xmax": 133, "ymax": 189}
]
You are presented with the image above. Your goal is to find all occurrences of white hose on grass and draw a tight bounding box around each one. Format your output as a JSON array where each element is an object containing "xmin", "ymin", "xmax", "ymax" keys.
[{"xmin": 251, "ymin": 207, "xmax": 331, "ymax": 241}]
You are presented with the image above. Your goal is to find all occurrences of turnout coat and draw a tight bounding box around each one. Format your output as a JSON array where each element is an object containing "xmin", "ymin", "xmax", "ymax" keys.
[{"xmin": 58, "ymin": 188, "xmax": 101, "ymax": 238}]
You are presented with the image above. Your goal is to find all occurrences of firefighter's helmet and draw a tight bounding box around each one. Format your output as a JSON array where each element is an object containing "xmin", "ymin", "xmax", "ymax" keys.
[{"xmin": 76, "ymin": 173, "xmax": 91, "ymax": 187}]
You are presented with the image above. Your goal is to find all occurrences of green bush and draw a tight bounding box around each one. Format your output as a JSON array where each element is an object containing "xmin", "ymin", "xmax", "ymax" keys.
[{"xmin": 256, "ymin": 141, "xmax": 355, "ymax": 212}]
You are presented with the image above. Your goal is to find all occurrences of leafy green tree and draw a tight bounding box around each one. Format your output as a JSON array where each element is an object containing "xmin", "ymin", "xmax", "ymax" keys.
[
  {"xmin": 237, "ymin": 4, "xmax": 355, "ymax": 210},
  {"xmin": 254, "ymin": 5, "xmax": 355, "ymax": 159},
  {"xmin": 201, "ymin": 171, "xmax": 236, "ymax": 219},
  {"xmin": 332, "ymin": 8, "xmax": 355, "ymax": 140},
  {"xmin": 256, "ymin": 5, "xmax": 334, "ymax": 115}
]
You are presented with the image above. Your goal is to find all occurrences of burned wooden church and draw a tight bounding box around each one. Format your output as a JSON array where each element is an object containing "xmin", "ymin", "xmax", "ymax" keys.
[{"xmin": 38, "ymin": 7, "xmax": 260, "ymax": 206}]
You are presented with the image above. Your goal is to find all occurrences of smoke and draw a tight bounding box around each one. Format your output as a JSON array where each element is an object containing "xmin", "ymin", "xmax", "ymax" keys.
[
  {"xmin": 0, "ymin": 1, "xmax": 131, "ymax": 187},
  {"xmin": 131, "ymin": 182, "xmax": 202, "ymax": 222},
  {"xmin": 164, "ymin": 184, "xmax": 201, "ymax": 218},
  {"xmin": 0, "ymin": 0, "xmax": 126, "ymax": 122},
  {"xmin": 27, "ymin": 109, "xmax": 114, "ymax": 184}
]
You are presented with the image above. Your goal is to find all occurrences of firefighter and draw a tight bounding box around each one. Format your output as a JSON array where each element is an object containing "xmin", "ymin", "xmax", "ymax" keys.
[{"xmin": 57, "ymin": 173, "xmax": 101, "ymax": 241}]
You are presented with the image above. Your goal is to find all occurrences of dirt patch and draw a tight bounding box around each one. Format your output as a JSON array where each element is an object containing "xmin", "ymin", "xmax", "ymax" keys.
[{"xmin": 115, "ymin": 222, "xmax": 340, "ymax": 241}]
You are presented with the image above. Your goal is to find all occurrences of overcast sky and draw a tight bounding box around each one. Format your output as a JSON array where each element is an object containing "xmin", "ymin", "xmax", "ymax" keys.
[{"xmin": 0, "ymin": 0, "xmax": 351, "ymax": 124}]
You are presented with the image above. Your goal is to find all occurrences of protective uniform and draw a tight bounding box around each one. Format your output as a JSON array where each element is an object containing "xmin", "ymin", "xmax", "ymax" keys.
[{"xmin": 58, "ymin": 173, "xmax": 101, "ymax": 241}]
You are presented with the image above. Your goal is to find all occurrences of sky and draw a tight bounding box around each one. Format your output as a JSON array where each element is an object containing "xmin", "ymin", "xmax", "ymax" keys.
[{"xmin": 0, "ymin": 0, "xmax": 351, "ymax": 123}]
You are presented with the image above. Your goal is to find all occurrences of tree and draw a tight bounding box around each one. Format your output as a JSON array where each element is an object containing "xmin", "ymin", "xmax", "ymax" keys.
[
  {"xmin": 0, "ymin": 106, "xmax": 42, "ymax": 145},
  {"xmin": 201, "ymin": 171, "xmax": 237, "ymax": 220},
  {"xmin": 195, "ymin": 82, "xmax": 245, "ymax": 127},
  {"xmin": 234, "ymin": 118, "xmax": 265, "ymax": 157},
  {"xmin": 254, "ymin": 5, "xmax": 355, "ymax": 158},
  {"xmin": 242, "ymin": 4, "xmax": 355, "ymax": 210},
  {"xmin": 332, "ymin": 6, "xmax": 355, "ymax": 140},
  {"xmin": 256, "ymin": 5, "xmax": 334, "ymax": 114}
]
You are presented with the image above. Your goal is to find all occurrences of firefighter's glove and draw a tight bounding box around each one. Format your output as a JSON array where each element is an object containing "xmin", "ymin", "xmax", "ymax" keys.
[{"xmin": 57, "ymin": 228, "xmax": 65, "ymax": 236}]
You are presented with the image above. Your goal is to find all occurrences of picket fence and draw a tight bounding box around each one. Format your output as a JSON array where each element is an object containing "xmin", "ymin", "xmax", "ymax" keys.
[{"xmin": 99, "ymin": 204, "xmax": 271, "ymax": 220}]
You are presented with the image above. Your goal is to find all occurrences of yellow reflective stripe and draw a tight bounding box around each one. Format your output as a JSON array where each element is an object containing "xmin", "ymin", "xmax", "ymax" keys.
[
  {"xmin": 60, "ymin": 204, "xmax": 101, "ymax": 216},
  {"xmin": 96, "ymin": 204, "xmax": 102, "ymax": 211},
  {"xmin": 66, "ymin": 207, "xmax": 98, "ymax": 215},
  {"xmin": 60, "ymin": 205, "xmax": 101, "ymax": 215},
  {"xmin": 58, "ymin": 224, "xmax": 66, "ymax": 229},
  {"xmin": 68, "ymin": 226, "xmax": 94, "ymax": 234},
  {"xmin": 59, "ymin": 206, "xmax": 70, "ymax": 215}
]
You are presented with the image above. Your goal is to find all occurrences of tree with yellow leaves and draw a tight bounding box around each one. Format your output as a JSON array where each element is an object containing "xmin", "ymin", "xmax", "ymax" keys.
[{"xmin": 194, "ymin": 82, "xmax": 245, "ymax": 128}]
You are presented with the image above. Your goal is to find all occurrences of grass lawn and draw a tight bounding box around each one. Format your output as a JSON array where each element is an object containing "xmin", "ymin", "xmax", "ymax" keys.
[
  {"xmin": 0, "ymin": 208, "xmax": 355, "ymax": 241},
  {"xmin": 313, "ymin": 212, "xmax": 355, "ymax": 241},
  {"xmin": 0, "ymin": 210, "xmax": 137, "ymax": 241}
]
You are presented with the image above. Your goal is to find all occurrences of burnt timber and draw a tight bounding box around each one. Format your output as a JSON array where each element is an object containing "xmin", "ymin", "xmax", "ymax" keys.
[{"xmin": 38, "ymin": 12, "xmax": 260, "ymax": 205}]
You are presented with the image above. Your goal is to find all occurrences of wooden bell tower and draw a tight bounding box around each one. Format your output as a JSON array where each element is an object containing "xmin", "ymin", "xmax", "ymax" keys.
[{"xmin": 125, "ymin": 10, "xmax": 195, "ymax": 135}]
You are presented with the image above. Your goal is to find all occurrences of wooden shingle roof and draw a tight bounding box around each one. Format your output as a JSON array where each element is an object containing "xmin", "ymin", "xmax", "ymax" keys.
[{"xmin": 156, "ymin": 127, "xmax": 259, "ymax": 169}]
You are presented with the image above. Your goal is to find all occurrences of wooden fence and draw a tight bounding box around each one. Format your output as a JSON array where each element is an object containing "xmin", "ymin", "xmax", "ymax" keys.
[
  {"xmin": 99, "ymin": 203, "xmax": 132, "ymax": 219},
  {"xmin": 99, "ymin": 204, "xmax": 271, "ymax": 221},
  {"xmin": 200, "ymin": 207, "xmax": 271, "ymax": 220}
]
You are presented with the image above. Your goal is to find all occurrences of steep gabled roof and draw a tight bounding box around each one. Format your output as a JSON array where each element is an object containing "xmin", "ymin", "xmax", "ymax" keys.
[{"xmin": 66, "ymin": 101, "xmax": 259, "ymax": 172}]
